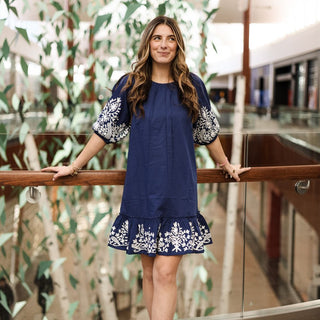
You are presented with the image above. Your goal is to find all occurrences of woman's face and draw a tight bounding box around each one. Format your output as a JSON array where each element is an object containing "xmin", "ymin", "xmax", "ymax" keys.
[{"xmin": 149, "ymin": 24, "xmax": 178, "ymax": 66}]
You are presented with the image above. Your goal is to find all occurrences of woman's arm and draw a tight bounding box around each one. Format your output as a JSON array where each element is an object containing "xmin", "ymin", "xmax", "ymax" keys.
[
  {"xmin": 206, "ymin": 137, "xmax": 250, "ymax": 182},
  {"xmin": 42, "ymin": 133, "xmax": 106, "ymax": 180}
]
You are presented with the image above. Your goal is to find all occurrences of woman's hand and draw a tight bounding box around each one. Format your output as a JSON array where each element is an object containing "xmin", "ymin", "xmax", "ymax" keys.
[
  {"xmin": 41, "ymin": 134, "xmax": 105, "ymax": 181},
  {"xmin": 222, "ymin": 162, "xmax": 251, "ymax": 182},
  {"xmin": 206, "ymin": 138, "xmax": 251, "ymax": 182},
  {"xmin": 41, "ymin": 165, "xmax": 75, "ymax": 181}
]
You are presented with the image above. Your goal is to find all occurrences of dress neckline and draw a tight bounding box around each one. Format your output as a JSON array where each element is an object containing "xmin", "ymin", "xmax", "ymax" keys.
[{"xmin": 152, "ymin": 80, "xmax": 175, "ymax": 85}]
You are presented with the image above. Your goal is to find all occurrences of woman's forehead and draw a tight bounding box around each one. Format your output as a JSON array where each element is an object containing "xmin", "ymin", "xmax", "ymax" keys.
[{"xmin": 152, "ymin": 24, "xmax": 174, "ymax": 35}]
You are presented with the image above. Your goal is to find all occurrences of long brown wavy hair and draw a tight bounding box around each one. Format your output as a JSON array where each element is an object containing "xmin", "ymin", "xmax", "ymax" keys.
[{"xmin": 123, "ymin": 16, "xmax": 200, "ymax": 122}]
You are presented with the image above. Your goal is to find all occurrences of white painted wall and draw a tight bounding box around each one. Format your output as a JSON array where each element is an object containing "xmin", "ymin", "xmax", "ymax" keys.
[{"xmin": 209, "ymin": 22, "xmax": 320, "ymax": 77}]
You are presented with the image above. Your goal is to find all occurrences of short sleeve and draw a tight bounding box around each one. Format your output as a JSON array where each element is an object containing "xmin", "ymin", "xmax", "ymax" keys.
[
  {"xmin": 191, "ymin": 74, "xmax": 220, "ymax": 145},
  {"xmin": 92, "ymin": 76, "xmax": 131, "ymax": 144}
]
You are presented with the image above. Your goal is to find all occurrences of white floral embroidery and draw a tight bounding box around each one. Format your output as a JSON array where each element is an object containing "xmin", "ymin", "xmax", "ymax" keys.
[
  {"xmin": 108, "ymin": 218, "xmax": 212, "ymax": 255},
  {"xmin": 131, "ymin": 224, "xmax": 157, "ymax": 254},
  {"xmin": 92, "ymin": 97, "xmax": 130, "ymax": 143},
  {"xmin": 158, "ymin": 222, "xmax": 193, "ymax": 253},
  {"xmin": 158, "ymin": 220, "xmax": 211, "ymax": 253},
  {"xmin": 193, "ymin": 106, "xmax": 220, "ymax": 145},
  {"xmin": 108, "ymin": 220, "xmax": 129, "ymax": 247},
  {"xmin": 199, "ymin": 220, "xmax": 212, "ymax": 244}
]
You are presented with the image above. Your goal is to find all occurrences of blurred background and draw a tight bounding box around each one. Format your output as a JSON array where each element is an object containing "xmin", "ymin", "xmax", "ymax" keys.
[{"xmin": 0, "ymin": 1, "xmax": 320, "ymax": 319}]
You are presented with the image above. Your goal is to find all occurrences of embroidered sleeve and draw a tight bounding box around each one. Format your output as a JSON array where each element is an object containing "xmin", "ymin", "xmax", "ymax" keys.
[
  {"xmin": 191, "ymin": 74, "xmax": 220, "ymax": 145},
  {"xmin": 92, "ymin": 76, "xmax": 131, "ymax": 144},
  {"xmin": 193, "ymin": 106, "xmax": 220, "ymax": 145}
]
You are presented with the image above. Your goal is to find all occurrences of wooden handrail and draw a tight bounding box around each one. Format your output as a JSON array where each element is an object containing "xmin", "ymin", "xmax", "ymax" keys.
[{"xmin": 0, "ymin": 165, "xmax": 319, "ymax": 186}]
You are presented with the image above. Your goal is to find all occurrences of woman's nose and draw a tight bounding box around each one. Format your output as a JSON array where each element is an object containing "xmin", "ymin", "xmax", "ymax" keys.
[{"xmin": 160, "ymin": 39, "xmax": 167, "ymax": 48}]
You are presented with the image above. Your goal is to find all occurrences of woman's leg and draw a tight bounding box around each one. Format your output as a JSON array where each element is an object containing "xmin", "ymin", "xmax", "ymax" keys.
[
  {"xmin": 140, "ymin": 254, "xmax": 155, "ymax": 318},
  {"xmin": 151, "ymin": 255, "xmax": 182, "ymax": 320}
]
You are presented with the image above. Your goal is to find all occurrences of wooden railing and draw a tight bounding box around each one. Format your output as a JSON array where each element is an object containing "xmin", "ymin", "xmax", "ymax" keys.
[
  {"xmin": 1, "ymin": 165, "xmax": 320, "ymax": 320},
  {"xmin": 0, "ymin": 165, "xmax": 320, "ymax": 186}
]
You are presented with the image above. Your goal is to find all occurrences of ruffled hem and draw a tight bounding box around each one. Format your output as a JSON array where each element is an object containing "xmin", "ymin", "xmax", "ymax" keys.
[{"xmin": 107, "ymin": 212, "xmax": 213, "ymax": 256}]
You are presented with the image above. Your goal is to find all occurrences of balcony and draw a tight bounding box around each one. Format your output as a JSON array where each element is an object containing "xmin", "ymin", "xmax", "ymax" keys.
[{"xmin": 0, "ymin": 130, "xmax": 320, "ymax": 319}]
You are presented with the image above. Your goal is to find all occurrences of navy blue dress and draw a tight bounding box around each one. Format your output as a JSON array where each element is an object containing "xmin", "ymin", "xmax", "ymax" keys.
[{"xmin": 92, "ymin": 73, "xmax": 220, "ymax": 256}]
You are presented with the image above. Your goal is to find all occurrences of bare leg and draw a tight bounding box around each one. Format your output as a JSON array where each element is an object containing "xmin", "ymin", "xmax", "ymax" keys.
[
  {"xmin": 151, "ymin": 255, "xmax": 182, "ymax": 320},
  {"xmin": 141, "ymin": 254, "xmax": 155, "ymax": 318}
]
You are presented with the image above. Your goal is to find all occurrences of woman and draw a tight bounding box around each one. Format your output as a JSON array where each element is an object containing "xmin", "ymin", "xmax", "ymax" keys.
[{"xmin": 43, "ymin": 16, "xmax": 250, "ymax": 320}]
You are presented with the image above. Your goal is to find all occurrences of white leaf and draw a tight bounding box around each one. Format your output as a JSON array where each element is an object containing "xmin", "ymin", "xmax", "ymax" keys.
[
  {"xmin": 51, "ymin": 149, "xmax": 67, "ymax": 166},
  {"xmin": 0, "ymin": 233, "xmax": 13, "ymax": 246},
  {"xmin": 53, "ymin": 101, "xmax": 63, "ymax": 120},
  {"xmin": 93, "ymin": 185, "xmax": 102, "ymax": 199},
  {"xmin": 0, "ymin": 19, "xmax": 5, "ymax": 34},
  {"xmin": 22, "ymin": 101, "xmax": 32, "ymax": 113},
  {"xmin": 12, "ymin": 301, "xmax": 27, "ymax": 317},
  {"xmin": 39, "ymin": 150, "xmax": 48, "ymax": 166},
  {"xmin": 198, "ymin": 265, "xmax": 208, "ymax": 283},
  {"xmin": 0, "ymin": 99, "xmax": 8, "ymax": 112},
  {"xmin": 52, "ymin": 257, "xmax": 67, "ymax": 272},
  {"xmin": 71, "ymin": 112, "xmax": 86, "ymax": 130},
  {"xmin": 95, "ymin": 61, "xmax": 107, "ymax": 88},
  {"xmin": 94, "ymin": 101, "xmax": 102, "ymax": 115},
  {"xmin": 87, "ymin": 54, "xmax": 95, "ymax": 69},
  {"xmin": 63, "ymin": 138, "xmax": 73, "ymax": 156},
  {"xmin": 52, "ymin": 10, "xmax": 64, "ymax": 22},
  {"xmin": 72, "ymin": 83, "xmax": 82, "ymax": 99},
  {"xmin": 19, "ymin": 187, "xmax": 28, "ymax": 207},
  {"xmin": 19, "ymin": 122, "xmax": 29, "ymax": 144},
  {"xmin": 12, "ymin": 94, "xmax": 20, "ymax": 111},
  {"xmin": 122, "ymin": 266, "xmax": 130, "ymax": 281},
  {"xmin": 51, "ymin": 138, "xmax": 72, "ymax": 165}
]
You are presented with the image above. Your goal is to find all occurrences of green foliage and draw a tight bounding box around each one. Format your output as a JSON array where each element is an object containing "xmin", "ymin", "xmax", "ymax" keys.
[
  {"xmin": 0, "ymin": 92, "xmax": 9, "ymax": 113},
  {"xmin": 204, "ymin": 306, "xmax": 215, "ymax": 316},
  {"xmin": 0, "ymin": 0, "xmax": 219, "ymax": 318},
  {"xmin": 123, "ymin": 2, "xmax": 143, "ymax": 21},
  {"xmin": 68, "ymin": 301, "xmax": 79, "ymax": 318},
  {"xmin": 69, "ymin": 273, "xmax": 79, "ymax": 289},
  {"xmin": 1, "ymin": 39, "xmax": 10, "ymax": 59},
  {"xmin": 3, "ymin": 0, "xmax": 18, "ymax": 17},
  {"xmin": 0, "ymin": 123, "xmax": 8, "ymax": 161},
  {"xmin": 37, "ymin": 260, "xmax": 53, "ymax": 279},
  {"xmin": 22, "ymin": 250, "xmax": 32, "ymax": 268},
  {"xmin": 0, "ymin": 291, "xmax": 12, "ymax": 315},
  {"xmin": 0, "ymin": 196, "xmax": 5, "ymax": 225},
  {"xmin": 41, "ymin": 293, "xmax": 55, "ymax": 314},
  {"xmin": 51, "ymin": 1, "xmax": 64, "ymax": 12},
  {"xmin": 18, "ymin": 264, "xmax": 32, "ymax": 295},
  {"xmin": 16, "ymin": 27, "xmax": 30, "ymax": 44},
  {"xmin": 93, "ymin": 14, "xmax": 112, "ymax": 35},
  {"xmin": 206, "ymin": 277, "xmax": 213, "ymax": 291},
  {"xmin": 20, "ymin": 56, "xmax": 28, "ymax": 76},
  {"xmin": 193, "ymin": 290, "xmax": 208, "ymax": 306}
]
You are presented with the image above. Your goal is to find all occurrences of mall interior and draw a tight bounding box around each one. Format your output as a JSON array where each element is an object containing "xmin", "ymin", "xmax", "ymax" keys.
[{"xmin": 0, "ymin": 0, "xmax": 320, "ymax": 319}]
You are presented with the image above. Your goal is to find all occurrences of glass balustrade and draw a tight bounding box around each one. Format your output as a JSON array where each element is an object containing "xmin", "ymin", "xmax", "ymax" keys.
[
  {"xmin": 240, "ymin": 131, "xmax": 320, "ymax": 317},
  {"xmin": 0, "ymin": 129, "xmax": 320, "ymax": 319}
]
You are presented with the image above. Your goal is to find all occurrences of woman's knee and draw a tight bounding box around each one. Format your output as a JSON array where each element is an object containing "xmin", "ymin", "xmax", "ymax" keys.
[
  {"xmin": 153, "ymin": 256, "xmax": 182, "ymax": 286},
  {"xmin": 153, "ymin": 266, "xmax": 175, "ymax": 286}
]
